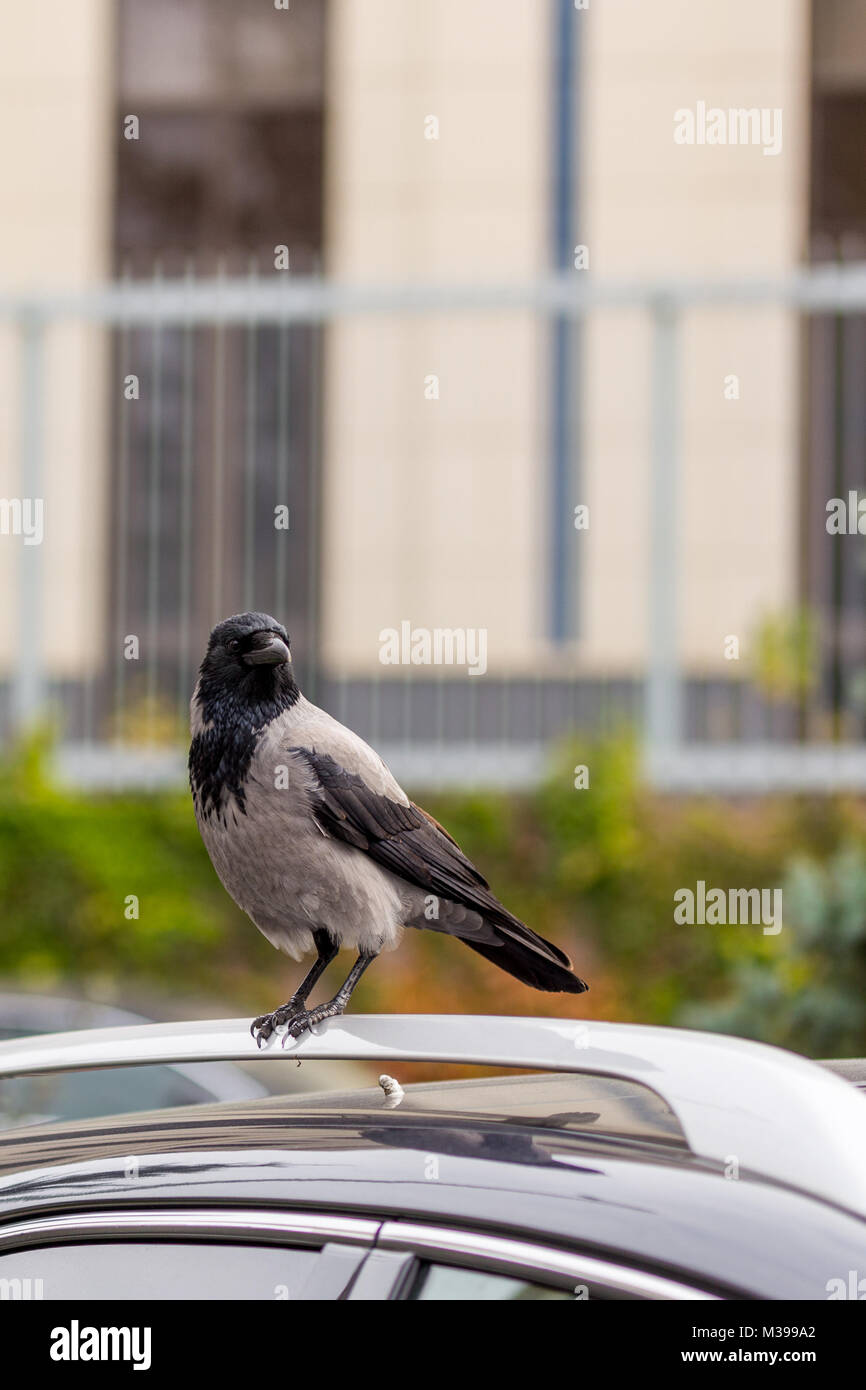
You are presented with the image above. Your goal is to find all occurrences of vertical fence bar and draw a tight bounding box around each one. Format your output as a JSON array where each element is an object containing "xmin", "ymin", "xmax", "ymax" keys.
[
  {"xmin": 13, "ymin": 314, "xmax": 46, "ymax": 728},
  {"xmin": 146, "ymin": 264, "xmax": 164, "ymax": 746},
  {"xmin": 436, "ymin": 670, "xmax": 446, "ymax": 765},
  {"xmin": 114, "ymin": 273, "xmax": 131, "ymax": 746},
  {"xmin": 548, "ymin": 0, "xmax": 579, "ymax": 645},
  {"xmin": 829, "ymin": 312, "xmax": 845, "ymax": 736},
  {"xmin": 306, "ymin": 315, "xmax": 322, "ymax": 701},
  {"xmin": 211, "ymin": 259, "xmax": 227, "ymax": 625},
  {"xmin": 243, "ymin": 256, "xmax": 258, "ymax": 612},
  {"xmin": 275, "ymin": 314, "xmax": 290, "ymax": 615},
  {"xmin": 842, "ymin": 312, "xmax": 866, "ymax": 737},
  {"xmin": 178, "ymin": 259, "xmax": 196, "ymax": 720},
  {"xmin": 645, "ymin": 296, "xmax": 681, "ymax": 766}
]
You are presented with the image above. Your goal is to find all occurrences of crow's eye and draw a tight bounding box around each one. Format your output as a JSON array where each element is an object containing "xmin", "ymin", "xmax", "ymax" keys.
[{"xmin": 227, "ymin": 638, "xmax": 241, "ymax": 653}]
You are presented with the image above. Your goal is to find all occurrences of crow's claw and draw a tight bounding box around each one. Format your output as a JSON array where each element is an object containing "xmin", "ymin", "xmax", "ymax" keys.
[
  {"xmin": 250, "ymin": 1003, "xmax": 303, "ymax": 1048},
  {"xmin": 250, "ymin": 1014, "xmax": 275, "ymax": 1048},
  {"xmin": 281, "ymin": 1001, "xmax": 345, "ymax": 1042}
]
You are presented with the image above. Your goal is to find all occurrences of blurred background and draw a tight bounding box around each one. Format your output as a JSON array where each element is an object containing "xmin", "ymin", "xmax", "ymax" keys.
[{"xmin": 2, "ymin": 0, "xmax": 866, "ymax": 1080}]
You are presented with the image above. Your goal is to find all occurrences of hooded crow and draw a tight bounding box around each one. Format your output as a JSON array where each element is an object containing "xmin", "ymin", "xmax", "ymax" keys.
[{"xmin": 190, "ymin": 612, "xmax": 588, "ymax": 1045}]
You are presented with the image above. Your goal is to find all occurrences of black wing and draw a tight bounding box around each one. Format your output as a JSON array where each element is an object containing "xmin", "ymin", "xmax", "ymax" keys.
[{"xmin": 291, "ymin": 746, "xmax": 585, "ymax": 988}]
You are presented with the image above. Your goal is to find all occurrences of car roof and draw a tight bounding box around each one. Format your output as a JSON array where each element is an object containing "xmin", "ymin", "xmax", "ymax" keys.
[
  {"xmin": 2, "ymin": 1013, "xmax": 866, "ymax": 1251},
  {"xmin": 4, "ymin": 1063, "xmax": 863, "ymax": 1176},
  {"xmin": 2, "ymin": 1071, "xmax": 866, "ymax": 1302},
  {"xmin": 0, "ymin": 1072, "xmax": 690, "ymax": 1174}
]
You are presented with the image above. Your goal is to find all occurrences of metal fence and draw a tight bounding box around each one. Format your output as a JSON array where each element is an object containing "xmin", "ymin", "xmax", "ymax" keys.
[{"xmin": 4, "ymin": 265, "xmax": 866, "ymax": 791}]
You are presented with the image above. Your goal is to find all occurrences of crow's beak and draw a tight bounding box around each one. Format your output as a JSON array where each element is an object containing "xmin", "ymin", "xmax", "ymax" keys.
[{"xmin": 243, "ymin": 633, "xmax": 290, "ymax": 666}]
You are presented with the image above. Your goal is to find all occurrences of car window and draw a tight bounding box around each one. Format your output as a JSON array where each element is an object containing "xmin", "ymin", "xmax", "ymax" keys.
[
  {"xmin": 0, "ymin": 1068, "xmax": 218, "ymax": 1129},
  {"xmin": 409, "ymin": 1262, "xmax": 571, "ymax": 1301},
  {"xmin": 0, "ymin": 1241, "xmax": 366, "ymax": 1300}
]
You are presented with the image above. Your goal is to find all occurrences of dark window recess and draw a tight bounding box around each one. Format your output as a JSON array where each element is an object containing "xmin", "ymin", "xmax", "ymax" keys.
[
  {"xmin": 83, "ymin": 0, "xmax": 326, "ymax": 745},
  {"xmin": 115, "ymin": 112, "xmax": 323, "ymax": 271},
  {"xmin": 805, "ymin": 3, "xmax": 866, "ymax": 735},
  {"xmin": 811, "ymin": 95, "xmax": 866, "ymax": 241}
]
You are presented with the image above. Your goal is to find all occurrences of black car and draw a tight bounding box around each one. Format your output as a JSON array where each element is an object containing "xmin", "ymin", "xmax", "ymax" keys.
[{"xmin": 0, "ymin": 1013, "xmax": 865, "ymax": 1301}]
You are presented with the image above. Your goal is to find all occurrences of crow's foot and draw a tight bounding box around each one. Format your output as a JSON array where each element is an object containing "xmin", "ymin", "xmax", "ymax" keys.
[
  {"xmin": 280, "ymin": 999, "xmax": 346, "ymax": 1044},
  {"xmin": 250, "ymin": 1001, "xmax": 304, "ymax": 1048}
]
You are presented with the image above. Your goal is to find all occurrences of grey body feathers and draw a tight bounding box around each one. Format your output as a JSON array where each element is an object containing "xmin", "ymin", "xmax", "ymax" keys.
[{"xmin": 193, "ymin": 693, "xmax": 448, "ymax": 960}]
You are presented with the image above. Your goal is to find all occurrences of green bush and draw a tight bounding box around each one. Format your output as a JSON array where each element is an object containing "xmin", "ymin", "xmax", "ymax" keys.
[
  {"xmin": 683, "ymin": 845, "xmax": 866, "ymax": 1056},
  {"xmin": 0, "ymin": 736, "xmax": 255, "ymax": 997}
]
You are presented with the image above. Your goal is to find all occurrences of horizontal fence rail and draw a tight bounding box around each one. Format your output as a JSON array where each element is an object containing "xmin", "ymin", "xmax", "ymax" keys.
[{"xmin": 9, "ymin": 265, "xmax": 866, "ymax": 323}]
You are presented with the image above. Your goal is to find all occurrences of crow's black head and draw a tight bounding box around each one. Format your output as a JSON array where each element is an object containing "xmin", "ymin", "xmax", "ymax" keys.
[
  {"xmin": 206, "ymin": 611, "xmax": 290, "ymax": 667},
  {"xmin": 190, "ymin": 613, "xmax": 300, "ymax": 818},
  {"xmin": 194, "ymin": 612, "xmax": 299, "ymax": 725}
]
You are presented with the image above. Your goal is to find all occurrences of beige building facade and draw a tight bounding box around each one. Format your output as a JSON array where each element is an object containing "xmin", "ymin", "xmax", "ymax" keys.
[
  {"xmin": 322, "ymin": 0, "xmax": 811, "ymax": 680},
  {"xmin": 0, "ymin": 1, "xmax": 114, "ymax": 681},
  {"xmin": 0, "ymin": 0, "xmax": 825, "ymax": 706}
]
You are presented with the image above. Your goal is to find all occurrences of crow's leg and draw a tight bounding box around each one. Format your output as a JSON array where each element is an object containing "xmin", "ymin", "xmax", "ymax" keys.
[
  {"xmin": 251, "ymin": 929, "xmax": 339, "ymax": 1047},
  {"xmin": 282, "ymin": 951, "xmax": 378, "ymax": 1044}
]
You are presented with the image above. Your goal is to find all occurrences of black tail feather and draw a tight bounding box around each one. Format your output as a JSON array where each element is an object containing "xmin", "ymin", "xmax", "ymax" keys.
[{"xmin": 464, "ymin": 933, "xmax": 589, "ymax": 995}]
